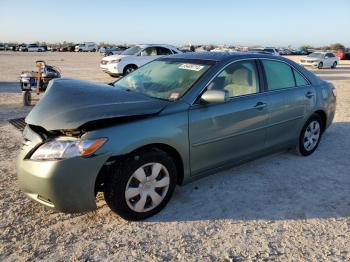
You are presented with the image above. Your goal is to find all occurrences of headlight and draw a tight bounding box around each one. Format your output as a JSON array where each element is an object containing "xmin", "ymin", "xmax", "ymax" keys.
[
  {"xmin": 109, "ymin": 59, "xmax": 121, "ymax": 64},
  {"xmin": 30, "ymin": 138, "xmax": 107, "ymax": 160}
]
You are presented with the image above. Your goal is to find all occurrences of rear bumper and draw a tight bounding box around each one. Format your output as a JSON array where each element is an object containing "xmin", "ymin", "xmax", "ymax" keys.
[{"xmin": 17, "ymin": 144, "xmax": 110, "ymax": 213}]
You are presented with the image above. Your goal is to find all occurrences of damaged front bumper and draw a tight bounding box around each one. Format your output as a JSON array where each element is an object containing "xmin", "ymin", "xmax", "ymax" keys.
[{"xmin": 16, "ymin": 126, "xmax": 110, "ymax": 213}]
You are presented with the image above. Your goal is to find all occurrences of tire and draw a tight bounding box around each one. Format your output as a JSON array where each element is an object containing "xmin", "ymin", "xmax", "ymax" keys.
[
  {"xmin": 23, "ymin": 91, "xmax": 31, "ymax": 106},
  {"xmin": 318, "ymin": 62, "xmax": 323, "ymax": 69},
  {"xmin": 91, "ymin": 49, "xmax": 96, "ymax": 52},
  {"xmin": 123, "ymin": 65, "xmax": 137, "ymax": 76},
  {"xmin": 104, "ymin": 148, "xmax": 177, "ymax": 220},
  {"xmin": 331, "ymin": 61, "xmax": 337, "ymax": 69},
  {"xmin": 296, "ymin": 114, "xmax": 323, "ymax": 156}
]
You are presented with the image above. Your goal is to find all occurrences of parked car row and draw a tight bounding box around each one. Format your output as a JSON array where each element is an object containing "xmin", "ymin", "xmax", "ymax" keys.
[{"xmin": 0, "ymin": 42, "xmax": 101, "ymax": 52}]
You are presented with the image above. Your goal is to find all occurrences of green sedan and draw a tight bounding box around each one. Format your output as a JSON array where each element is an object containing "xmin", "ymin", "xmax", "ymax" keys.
[{"xmin": 17, "ymin": 52, "xmax": 336, "ymax": 220}]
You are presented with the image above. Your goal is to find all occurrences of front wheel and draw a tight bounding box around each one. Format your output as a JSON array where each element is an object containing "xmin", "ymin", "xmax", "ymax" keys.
[
  {"xmin": 23, "ymin": 91, "xmax": 31, "ymax": 106},
  {"xmin": 123, "ymin": 65, "xmax": 137, "ymax": 76},
  {"xmin": 318, "ymin": 62, "xmax": 323, "ymax": 69},
  {"xmin": 331, "ymin": 61, "xmax": 337, "ymax": 69},
  {"xmin": 104, "ymin": 148, "xmax": 177, "ymax": 220},
  {"xmin": 296, "ymin": 114, "xmax": 323, "ymax": 156}
]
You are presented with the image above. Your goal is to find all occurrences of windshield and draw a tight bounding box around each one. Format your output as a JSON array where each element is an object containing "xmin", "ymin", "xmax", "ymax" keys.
[
  {"xmin": 113, "ymin": 60, "xmax": 211, "ymax": 101},
  {"xmin": 308, "ymin": 52, "xmax": 324, "ymax": 59},
  {"xmin": 122, "ymin": 46, "xmax": 142, "ymax": 55}
]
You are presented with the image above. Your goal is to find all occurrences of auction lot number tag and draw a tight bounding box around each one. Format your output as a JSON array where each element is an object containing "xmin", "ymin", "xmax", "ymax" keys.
[{"xmin": 179, "ymin": 64, "xmax": 204, "ymax": 71}]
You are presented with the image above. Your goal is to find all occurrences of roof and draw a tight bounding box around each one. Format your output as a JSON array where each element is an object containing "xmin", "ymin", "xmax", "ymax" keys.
[
  {"xmin": 169, "ymin": 51, "xmax": 286, "ymax": 62},
  {"xmin": 137, "ymin": 44, "xmax": 178, "ymax": 49}
]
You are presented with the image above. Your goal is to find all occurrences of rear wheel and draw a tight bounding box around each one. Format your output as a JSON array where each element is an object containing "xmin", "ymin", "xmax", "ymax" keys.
[
  {"xmin": 296, "ymin": 114, "xmax": 323, "ymax": 156},
  {"xmin": 318, "ymin": 62, "xmax": 323, "ymax": 69},
  {"xmin": 104, "ymin": 148, "xmax": 177, "ymax": 220},
  {"xmin": 331, "ymin": 61, "xmax": 337, "ymax": 69}
]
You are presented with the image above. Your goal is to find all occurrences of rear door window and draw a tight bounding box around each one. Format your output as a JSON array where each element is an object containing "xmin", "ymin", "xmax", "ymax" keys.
[
  {"xmin": 262, "ymin": 60, "xmax": 295, "ymax": 90},
  {"xmin": 157, "ymin": 47, "xmax": 173, "ymax": 55}
]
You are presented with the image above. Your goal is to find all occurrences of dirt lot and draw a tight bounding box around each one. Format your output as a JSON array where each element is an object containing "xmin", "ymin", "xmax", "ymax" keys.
[{"xmin": 0, "ymin": 52, "xmax": 349, "ymax": 261}]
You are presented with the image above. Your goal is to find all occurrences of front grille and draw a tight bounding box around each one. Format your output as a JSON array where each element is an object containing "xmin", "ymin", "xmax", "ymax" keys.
[{"xmin": 8, "ymin": 117, "xmax": 26, "ymax": 132}]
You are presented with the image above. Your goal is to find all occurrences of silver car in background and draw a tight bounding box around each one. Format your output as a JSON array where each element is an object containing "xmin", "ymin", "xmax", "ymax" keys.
[{"xmin": 300, "ymin": 52, "xmax": 339, "ymax": 69}]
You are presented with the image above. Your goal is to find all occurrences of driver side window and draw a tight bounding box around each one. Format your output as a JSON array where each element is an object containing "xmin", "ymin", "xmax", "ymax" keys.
[
  {"xmin": 141, "ymin": 47, "xmax": 158, "ymax": 56},
  {"xmin": 208, "ymin": 60, "xmax": 259, "ymax": 97}
]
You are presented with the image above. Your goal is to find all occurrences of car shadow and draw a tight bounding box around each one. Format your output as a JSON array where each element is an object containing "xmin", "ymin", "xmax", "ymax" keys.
[{"xmin": 149, "ymin": 122, "xmax": 350, "ymax": 222}]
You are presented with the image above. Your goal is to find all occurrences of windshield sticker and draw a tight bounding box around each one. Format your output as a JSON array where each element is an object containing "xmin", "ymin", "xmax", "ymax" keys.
[
  {"xmin": 169, "ymin": 92, "xmax": 180, "ymax": 100},
  {"xmin": 179, "ymin": 64, "xmax": 204, "ymax": 71}
]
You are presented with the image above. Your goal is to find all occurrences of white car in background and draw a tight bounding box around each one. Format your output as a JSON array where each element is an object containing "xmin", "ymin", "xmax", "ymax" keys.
[
  {"xmin": 27, "ymin": 44, "xmax": 45, "ymax": 52},
  {"xmin": 262, "ymin": 47, "xmax": 280, "ymax": 56},
  {"xmin": 300, "ymin": 52, "xmax": 339, "ymax": 69},
  {"xmin": 75, "ymin": 42, "xmax": 98, "ymax": 52},
  {"xmin": 100, "ymin": 44, "xmax": 181, "ymax": 76}
]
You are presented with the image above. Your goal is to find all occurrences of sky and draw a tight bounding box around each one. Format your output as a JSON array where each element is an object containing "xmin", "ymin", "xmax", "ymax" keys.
[{"xmin": 1, "ymin": 0, "xmax": 349, "ymax": 47}]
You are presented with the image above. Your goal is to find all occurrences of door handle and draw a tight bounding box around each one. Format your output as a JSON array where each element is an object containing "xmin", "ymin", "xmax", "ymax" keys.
[
  {"xmin": 305, "ymin": 91, "xmax": 314, "ymax": 98},
  {"xmin": 254, "ymin": 102, "xmax": 267, "ymax": 110}
]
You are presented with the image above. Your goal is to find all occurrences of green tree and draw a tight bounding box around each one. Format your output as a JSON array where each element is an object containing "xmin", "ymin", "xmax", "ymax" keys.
[{"xmin": 329, "ymin": 43, "xmax": 345, "ymax": 51}]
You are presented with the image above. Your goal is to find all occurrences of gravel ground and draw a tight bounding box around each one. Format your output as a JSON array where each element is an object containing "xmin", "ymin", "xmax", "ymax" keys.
[{"xmin": 0, "ymin": 52, "xmax": 349, "ymax": 261}]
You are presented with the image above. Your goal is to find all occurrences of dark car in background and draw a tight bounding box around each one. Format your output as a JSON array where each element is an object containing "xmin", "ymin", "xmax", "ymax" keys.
[{"xmin": 59, "ymin": 45, "xmax": 76, "ymax": 52}]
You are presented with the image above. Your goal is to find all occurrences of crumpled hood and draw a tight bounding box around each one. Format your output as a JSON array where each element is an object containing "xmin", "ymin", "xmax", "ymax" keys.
[{"xmin": 25, "ymin": 78, "xmax": 169, "ymax": 131}]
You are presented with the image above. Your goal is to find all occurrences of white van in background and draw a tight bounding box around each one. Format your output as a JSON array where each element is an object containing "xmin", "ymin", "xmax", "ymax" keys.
[{"xmin": 75, "ymin": 42, "xmax": 98, "ymax": 52}]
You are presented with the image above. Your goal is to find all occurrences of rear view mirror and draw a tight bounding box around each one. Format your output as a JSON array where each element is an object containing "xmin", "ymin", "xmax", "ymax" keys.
[{"xmin": 200, "ymin": 90, "xmax": 228, "ymax": 104}]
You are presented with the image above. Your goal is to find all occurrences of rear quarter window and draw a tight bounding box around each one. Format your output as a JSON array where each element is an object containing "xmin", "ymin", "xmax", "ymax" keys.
[
  {"xmin": 293, "ymin": 69, "xmax": 309, "ymax": 86},
  {"xmin": 262, "ymin": 60, "xmax": 295, "ymax": 90}
]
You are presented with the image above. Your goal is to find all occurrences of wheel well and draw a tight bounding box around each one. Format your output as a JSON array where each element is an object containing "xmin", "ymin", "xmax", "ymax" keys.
[
  {"xmin": 95, "ymin": 143, "xmax": 185, "ymax": 193},
  {"xmin": 132, "ymin": 144, "xmax": 185, "ymax": 185},
  {"xmin": 314, "ymin": 110, "xmax": 327, "ymax": 132}
]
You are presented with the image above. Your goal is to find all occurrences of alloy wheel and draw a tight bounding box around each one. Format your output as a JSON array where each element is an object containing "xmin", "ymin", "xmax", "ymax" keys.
[
  {"xmin": 125, "ymin": 67, "xmax": 135, "ymax": 74},
  {"xmin": 303, "ymin": 120, "xmax": 321, "ymax": 151}
]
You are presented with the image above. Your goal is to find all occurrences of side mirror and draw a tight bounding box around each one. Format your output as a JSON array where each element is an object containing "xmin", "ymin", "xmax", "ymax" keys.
[{"xmin": 200, "ymin": 90, "xmax": 229, "ymax": 104}]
